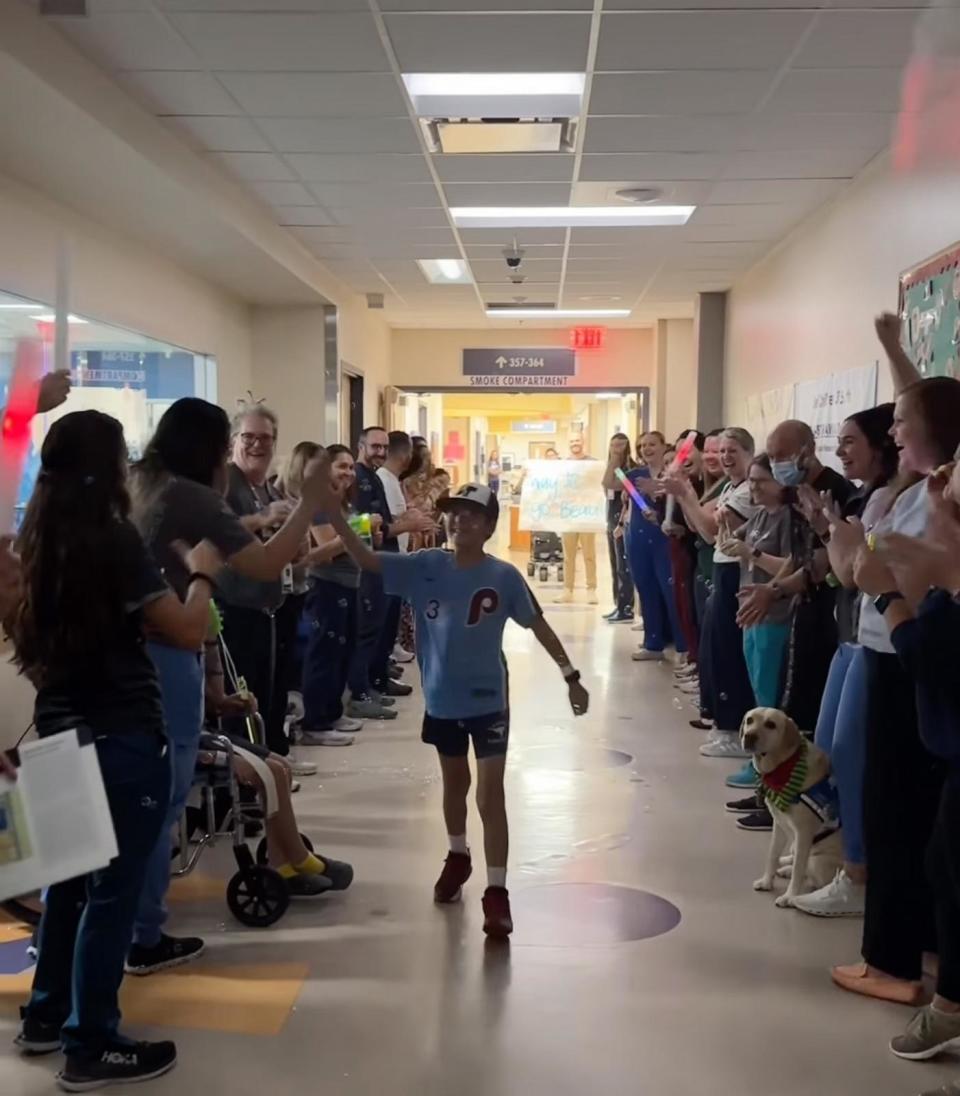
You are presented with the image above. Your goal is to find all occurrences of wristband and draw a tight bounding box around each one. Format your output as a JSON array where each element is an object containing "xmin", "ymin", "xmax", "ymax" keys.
[
  {"xmin": 188, "ymin": 572, "xmax": 217, "ymax": 592},
  {"xmin": 561, "ymin": 666, "xmax": 581, "ymax": 683}
]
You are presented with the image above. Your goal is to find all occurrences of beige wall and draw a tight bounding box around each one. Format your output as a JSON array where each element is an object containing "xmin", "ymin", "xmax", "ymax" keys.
[
  {"xmin": 657, "ymin": 318, "xmax": 696, "ymax": 440},
  {"xmin": 0, "ymin": 172, "xmax": 254, "ymax": 410},
  {"xmin": 339, "ymin": 298, "xmax": 392, "ymax": 430},
  {"xmin": 390, "ymin": 326, "xmax": 655, "ymax": 393},
  {"xmin": 725, "ymin": 158, "xmax": 960, "ymax": 422}
]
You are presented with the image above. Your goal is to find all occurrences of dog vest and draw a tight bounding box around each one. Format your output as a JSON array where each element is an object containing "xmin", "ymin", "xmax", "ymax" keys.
[{"xmin": 759, "ymin": 742, "xmax": 840, "ymax": 831}]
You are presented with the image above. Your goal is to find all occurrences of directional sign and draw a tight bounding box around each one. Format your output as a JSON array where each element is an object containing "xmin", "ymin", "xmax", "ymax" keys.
[{"xmin": 462, "ymin": 348, "xmax": 576, "ymax": 377}]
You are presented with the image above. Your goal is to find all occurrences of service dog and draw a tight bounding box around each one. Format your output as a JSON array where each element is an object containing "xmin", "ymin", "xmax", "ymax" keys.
[{"xmin": 741, "ymin": 707, "xmax": 843, "ymax": 908}]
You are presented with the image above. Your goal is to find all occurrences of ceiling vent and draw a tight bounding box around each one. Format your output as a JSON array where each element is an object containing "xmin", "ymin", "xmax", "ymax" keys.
[
  {"xmin": 366, "ymin": 293, "xmax": 384, "ymax": 310},
  {"xmin": 486, "ymin": 301, "xmax": 556, "ymax": 312},
  {"xmin": 422, "ymin": 118, "xmax": 577, "ymax": 155}
]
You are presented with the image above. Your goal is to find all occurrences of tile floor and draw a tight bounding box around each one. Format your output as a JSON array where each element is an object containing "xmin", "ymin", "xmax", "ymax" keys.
[{"xmin": 1, "ymin": 575, "xmax": 956, "ymax": 1096}]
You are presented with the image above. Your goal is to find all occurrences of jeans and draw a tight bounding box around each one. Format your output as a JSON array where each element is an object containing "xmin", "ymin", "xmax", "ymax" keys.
[
  {"xmin": 302, "ymin": 580, "xmax": 358, "ymax": 729},
  {"xmin": 133, "ymin": 642, "xmax": 203, "ymax": 949},
  {"xmin": 701, "ymin": 562, "xmax": 754, "ymax": 731},
  {"xmin": 372, "ymin": 594, "xmax": 402, "ymax": 689},
  {"xmin": 813, "ymin": 643, "xmax": 868, "ymax": 865},
  {"xmin": 26, "ymin": 732, "xmax": 170, "ymax": 1057},
  {"xmin": 627, "ymin": 519, "xmax": 686, "ymax": 654},
  {"xmin": 606, "ymin": 528, "xmax": 635, "ymax": 616},
  {"xmin": 348, "ymin": 570, "xmax": 387, "ymax": 697},
  {"xmin": 742, "ymin": 621, "xmax": 791, "ymax": 708}
]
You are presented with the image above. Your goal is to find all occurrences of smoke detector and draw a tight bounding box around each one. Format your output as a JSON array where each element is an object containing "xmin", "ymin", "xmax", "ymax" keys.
[{"xmin": 615, "ymin": 187, "xmax": 664, "ymax": 204}]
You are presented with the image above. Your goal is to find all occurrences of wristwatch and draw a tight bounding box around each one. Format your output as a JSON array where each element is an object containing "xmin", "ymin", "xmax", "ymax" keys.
[
  {"xmin": 561, "ymin": 666, "xmax": 581, "ymax": 683},
  {"xmin": 873, "ymin": 590, "xmax": 905, "ymax": 615}
]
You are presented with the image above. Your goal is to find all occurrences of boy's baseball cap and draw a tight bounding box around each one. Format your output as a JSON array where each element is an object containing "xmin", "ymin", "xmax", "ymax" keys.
[{"xmin": 437, "ymin": 483, "xmax": 500, "ymax": 525}]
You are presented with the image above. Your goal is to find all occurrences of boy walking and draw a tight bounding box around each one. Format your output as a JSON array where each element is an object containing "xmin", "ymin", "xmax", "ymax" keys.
[{"xmin": 324, "ymin": 481, "xmax": 589, "ymax": 937}]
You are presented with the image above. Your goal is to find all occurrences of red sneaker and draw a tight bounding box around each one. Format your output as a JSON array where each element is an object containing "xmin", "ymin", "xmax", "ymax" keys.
[
  {"xmin": 482, "ymin": 886, "xmax": 513, "ymax": 939},
  {"xmin": 434, "ymin": 852, "xmax": 472, "ymax": 903}
]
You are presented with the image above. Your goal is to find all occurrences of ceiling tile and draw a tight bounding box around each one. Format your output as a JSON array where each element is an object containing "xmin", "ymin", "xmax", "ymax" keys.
[
  {"xmin": 723, "ymin": 148, "xmax": 879, "ymax": 180},
  {"xmin": 568, "ymin": 226, "xmax": 676, "ymax": 246},
  {"xmin": 165, "ymin": 115, "xmax": 271, "ymax": 152},
  {"xmin": 211, "ymin": 151, "xmax": 296, "ymax": 181},
  {"xmin": 764, "ymin": 68, "xmax": 904, "ymax": 113},
  {"xmin": 286, "ymin": 153, "xmax": 431, "ymax": 183},
  {"xmin": 707, "ymin": 178, "xmax": 846, "ymax": 205},
  {"xmin": 583, "ymin": 115, "xmax": 743, "ymax": 154},
  {"xmin": 590, "ymin": 71, "xmax": 771, "ymax": 115},
  {"xmin": 168, "ymin": 13, "xmax": 390, "ymax": 72},
  {"xmin": 58, "ymin": 13, "xmax": 200, "ymax": 70},
  {"xmin": 249, "ymin": 180, "xmax": 316, "ymax": 206},
  {"xmin": 118, "ymin": 70, "xmax": 241, "ymax": 114},
  {"xmin": 442, "ymin": 182, "xmax": 573, "ymax": 206},
  {"xmin": 579, "ymin": 152, "xmax": 725, "ymax": 182},
  {"xmin": 381, "ymin": 0, "xmax": 590, "ymax": 8},
  {"xmin": 680, "ymin": 224, "xmax": 777, "ymax": 243},
  {"xmin": 465, "ymin": 243, "xmax": 564, "ymax": 260},
  {"xmin": 742, "ymin": 111, "xmax": 896, "ymax": 151},
  {"xmin": 793, "ymin": 11, "xmax": 920, "ymax": 69},
  {"xmin": 383, "ymin": 14, "xmax": 591, "ymax": 72},
  {"xmin": 328, "ymin": 206, "xmax": 449, "ymax": 228},
  {"xmin": 216, "ymin": 73, "xmax": 407, "ymax": 117},
  {"xmin": 308, "ymin": 182, "xmax": 439, "ymax": 207},
  {"xmin": 160, "ymin": 0, "xmax": 365, "ymax": 9},
  {"xmin": 571, "ymin": 179, "xmax": 712, "ymax": 206},
  {"xmin": 689, "ymin": 203, "xmax": 810, "ymax": 228},
  {"xmin": 255, "ymin": 117, "xmax": 420, "ymax": 153},
  {"xmin": 433, "ymin": 155, "xmax": 575, "ymax": 184},
  {"xmin": 596, "ymin": 12, "xmax": 812, "ymax": 72},
  {"xmin": 275, "ymin": 206, "xmax": 337, "ymax": 226},
  {"xmin": 470, "ymin": 257, "xmax": 563, "ymax": 278},
  {"xmin": 458, "ymin": 227, "xmax": 567, "ymax": 246},
  {"xmin": 288, "ymin": 226, "xmax": 356, "ymax": 248}
]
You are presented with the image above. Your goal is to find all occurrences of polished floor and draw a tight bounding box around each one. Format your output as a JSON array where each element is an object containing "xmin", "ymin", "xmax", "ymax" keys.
[{"xmin": 2, "ymin": 565, "xmax": 957, "ymax": 1095}]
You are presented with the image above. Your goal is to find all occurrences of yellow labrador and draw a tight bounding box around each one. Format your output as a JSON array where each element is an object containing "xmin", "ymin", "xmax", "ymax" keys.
[{"xmin": 741, "ymin": 707, "xmax": 843, "ymax": 908}]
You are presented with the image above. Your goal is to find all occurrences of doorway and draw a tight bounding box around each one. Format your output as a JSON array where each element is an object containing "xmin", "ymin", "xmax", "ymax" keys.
[{"xmin": 340, "ymin": 370, "xmax": 364, "ymax": 450}]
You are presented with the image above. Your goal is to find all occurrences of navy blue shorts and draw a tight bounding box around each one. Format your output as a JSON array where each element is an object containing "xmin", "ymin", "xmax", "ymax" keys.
[{"xmin": 422, "ymin": 710, "xmax": 510, "ymax": 760}]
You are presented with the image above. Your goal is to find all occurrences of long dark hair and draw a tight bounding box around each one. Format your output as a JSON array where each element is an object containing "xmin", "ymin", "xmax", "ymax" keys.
[
  {"xmin": 10, "ymin": 411, "xmax": 131, "ymax": 683},
  {"xmin": 609, "ymin": 432, "xmax": 635, "ymax": 472},
  {"xmin": 326, "ymin": 444, "xmax": 355, "ymax": 511},
  {"xmin": 844, "ymin": 403, "xmax": 898, "ymax": 488}
]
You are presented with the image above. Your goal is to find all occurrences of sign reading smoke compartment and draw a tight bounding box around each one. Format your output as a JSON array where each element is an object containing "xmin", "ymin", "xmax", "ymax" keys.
[{"xmin": 463, "ymin": 348, "xmax": 576, "ymax": 376}]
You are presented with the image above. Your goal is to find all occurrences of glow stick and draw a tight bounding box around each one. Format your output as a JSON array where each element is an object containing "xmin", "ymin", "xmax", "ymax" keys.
[
  {"xmin": 615, "ymin": 466, "xmax": 653, "ymax": 514},
  {"xmin": 671, "ymin": 430, "xmax": 699, "ymax": 473},
  {"xmin": 0, "ymin": 339, "xmax": 43, "ymax": 533}
]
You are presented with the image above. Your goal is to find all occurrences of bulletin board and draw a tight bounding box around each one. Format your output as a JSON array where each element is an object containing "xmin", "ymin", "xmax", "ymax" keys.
[{"xmin": 899, "ymin": 240, "xmax": 960, "ymax": 379}]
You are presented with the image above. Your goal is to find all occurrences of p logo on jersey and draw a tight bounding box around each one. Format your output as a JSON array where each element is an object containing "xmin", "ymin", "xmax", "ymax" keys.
[{"xmin": 466, "ymin": 587, "xmax": 499, "ymax": 626}]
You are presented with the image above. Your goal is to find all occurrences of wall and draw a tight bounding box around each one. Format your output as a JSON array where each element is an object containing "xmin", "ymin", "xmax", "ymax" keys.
[
  {"xmin": 0, "ymin": 172, "xmax": 253, "ymax": 410},
  {"xmin": 659, "ymin": 319, "xmax": 696, "ymax": 440},
  {"xmin": 725, "ymin": 158, "xmax": 960, "ymax": 422},
  {"xmin": 390, "ymin": 326, "xmax": 655, "ymax": 392},
  {"xmin": 339, "ymin": 298, "xmax": 392, "ymax": 428}
]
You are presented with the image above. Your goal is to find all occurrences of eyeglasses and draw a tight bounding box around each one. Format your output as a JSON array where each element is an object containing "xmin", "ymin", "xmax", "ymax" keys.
[{"xmin": 240, "ymin": 432, "xmax": 275, "ymax": 447}]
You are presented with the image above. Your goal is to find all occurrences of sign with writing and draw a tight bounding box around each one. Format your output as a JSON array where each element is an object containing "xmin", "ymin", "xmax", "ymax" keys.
[
  {"xmin": 793, "ymin": 364, "xmax": 878, "ymax": 472},
  {"xmin": 518, "ymin": 459, "xmax": 605, "ymax": 534},
  {"xmin": 463, "ymin": 348, "xmax": 576, "ymax": 377},
  {"xmin": 511, "ymin": 420, "xmax": 556, "ymax": 433}
]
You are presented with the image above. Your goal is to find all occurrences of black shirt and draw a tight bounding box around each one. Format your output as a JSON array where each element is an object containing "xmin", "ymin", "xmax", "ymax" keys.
[
  {"xmin": 789, "ymin": 465, "xmax": 856, "ymax": 585},
  {"xmin": 355, "ymin": 462, "xmax": 399, "ymax": 553},
  {"xmin": 34, "ymin": 520, "xmax": 168, "ymax": 738}
]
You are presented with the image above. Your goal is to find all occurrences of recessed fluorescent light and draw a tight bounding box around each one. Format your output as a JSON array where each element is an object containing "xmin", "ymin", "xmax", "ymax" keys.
[
  {"xmin": 485, "ymin": 308, "xmax": 630, "ymax": 319},
  {"xmin": 0, "ymin": 302, "xmax": 42, "ymax": 310},
  {"xmin": 29, "ymin": 314, "xmax": 88, "ymax": 323},
  {"xmin": 454, "ymin": 206, "xmax": 694, "ymax": 228},
  {"xmin": 595, "ymin": 392, "xmax": 626, "ymax": 400},
  {"xmin": 403, "ymin": 73, "xmax": 584, "ymax": 98},
  {"xmin": 417, "ymin": 259, "xmax": 472, "ymax": 285}
]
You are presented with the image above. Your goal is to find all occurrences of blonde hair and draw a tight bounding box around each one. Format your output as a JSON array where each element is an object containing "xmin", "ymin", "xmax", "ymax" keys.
[
  {"xmin": 721, "ymin": 426, "xmax": 755, "ymax": 455},
  {"xmin": 277, "ymin": 440, "xmax": 320, "ymax": 499}
]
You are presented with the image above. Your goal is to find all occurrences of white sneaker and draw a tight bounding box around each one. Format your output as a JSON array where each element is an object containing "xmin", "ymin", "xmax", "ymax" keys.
[
  {"xmin": 286, "ymin": 758, "xmax": 318, "ymax": 776},
  {"xmin": 287, "ymin": 691, "xmax": 304, "ymax": 722},
  {"xmin": 300, "ymin": 729, "xmax": 355, "ymax": 747},
  {"xmin": 553, "ymin": 592, "xmax": 573, "ymax": 604},
  {"xmin": 699, "ymin": 732, "xmax": 750, "ymax": 759},
  {"xmin": 631, "ymin": 649, "xmax": 664, "ymax": 662},
  {"xmin": 792, "ymin": 870, "xmax": 866, "ymax": 919},
  {"xmin": 631, "ymin": 623, "xmax": 645, "ymax": 632},
  {"xmin": 333, "ymin": 716, "xmax": 364, "ymax": 733},
  {"xmin": 678, "ymin": 680, "xmax": 700, "ymax": 694},
  {"xmin": 587, "ymin": 591, "xmax": 599, "ymax": 605},
  {"xmin": 392, "ymin": 645, "xmax": 415, "ymax": 664}
]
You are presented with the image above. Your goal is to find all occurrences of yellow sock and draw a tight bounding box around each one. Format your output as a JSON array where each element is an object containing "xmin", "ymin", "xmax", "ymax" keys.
[
  {"xmin": 295, "ymin": 852, "xmax": 327, "ymax": 875},
  {"xmin": 277, "ymin": 863, "xmax": 297, "ymax": 880}
]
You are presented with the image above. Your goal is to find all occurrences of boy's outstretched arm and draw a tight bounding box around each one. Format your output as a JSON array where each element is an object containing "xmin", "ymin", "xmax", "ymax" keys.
[
  {"xmin": 530, "ymin": 614, "xmax": 589, "ymax": 716},
  {"xmin": 326, "ymin": 505, "xmax": 382, "ymax": 573}
]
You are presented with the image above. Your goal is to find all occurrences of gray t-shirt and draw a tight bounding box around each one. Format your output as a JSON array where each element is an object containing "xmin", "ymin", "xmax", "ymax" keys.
[
  {"xmin": 217, "ymin": 464, "xmax": 284, "ymax": 612},
  {"xmin": 134, "ymin": 475, "xmax": 254, "ymax": 600},
  {"xmin": 737, "ymin": 506, "xmax": 794, "ymax": 625},
  {"xmin": 309, "ymin": 510, "xmax": 361, "ymax": 590}
]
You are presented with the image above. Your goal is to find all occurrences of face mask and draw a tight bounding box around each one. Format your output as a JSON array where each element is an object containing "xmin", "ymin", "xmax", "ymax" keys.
[{"xmin": 771, "ymin": 457, "xmax": 805, "ymax": 487}]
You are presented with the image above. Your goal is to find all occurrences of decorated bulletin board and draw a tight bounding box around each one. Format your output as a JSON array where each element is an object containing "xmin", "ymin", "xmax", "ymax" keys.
[{"xmin": 899, "ymin": 240, "xmax": 960, "ymax": 379}]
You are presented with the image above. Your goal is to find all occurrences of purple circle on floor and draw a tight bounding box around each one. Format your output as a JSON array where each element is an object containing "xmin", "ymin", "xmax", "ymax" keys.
[
  {"xmin": 521, "ymin": 745, "xmax": 633, "ymax": 770},
  {"xmin": 511, "ymin": 883, "xmax": 681, "ymax": 947}
]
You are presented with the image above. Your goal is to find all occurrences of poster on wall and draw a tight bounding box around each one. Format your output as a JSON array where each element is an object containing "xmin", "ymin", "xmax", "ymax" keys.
[
  {"xmin": 518, "ymin": 459, "xmax": 606, "ymax": 534},
  {"xmin": 793, "ymin": 364, "xmax": 878, "ymax": 471},
  {"xmin": 744, "ymin": 383, "xmax": 795, "ymax": 452},
  {"xmin": 899, "ymin": 241, "xmax": 960, "ymax": 379}
]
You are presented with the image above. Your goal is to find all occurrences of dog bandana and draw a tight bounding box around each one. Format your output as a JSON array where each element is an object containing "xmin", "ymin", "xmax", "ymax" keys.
[{"xmin": 759, "ymin": 741, "xmax": 840, "ymax": 830}]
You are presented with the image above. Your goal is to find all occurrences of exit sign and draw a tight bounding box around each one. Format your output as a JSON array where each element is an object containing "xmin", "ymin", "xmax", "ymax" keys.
[{"xmin": 570, "ymin": 326, "xmax": 605, "ymax": 350}]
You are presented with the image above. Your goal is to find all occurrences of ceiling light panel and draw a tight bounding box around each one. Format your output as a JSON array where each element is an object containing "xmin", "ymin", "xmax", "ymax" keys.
[
  {"xmin": 403, "ymin": 72, "xmax": 585, "ymax": 118},
  {"xmin": 452, "ymin": 206, "xmax": 695, "ymax": 228},
  {"xmin": 417, "ymin": 259, "xmax": 473, "ymax": 285}
]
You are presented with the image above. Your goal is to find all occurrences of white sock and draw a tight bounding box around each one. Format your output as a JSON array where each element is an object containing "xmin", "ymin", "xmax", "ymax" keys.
[
  {"xmin": 487, "ymin": 866, "xmax": 507, "ymax": 888},
  {"xmin": 449, "ymin": 834, "xmax": 468, "ymax": 854}
]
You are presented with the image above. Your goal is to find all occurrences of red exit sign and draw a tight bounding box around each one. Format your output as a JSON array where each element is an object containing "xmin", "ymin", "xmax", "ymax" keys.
[{"xmin": 570, "ymin": 326, "xmax": 605, "ymax": 350}]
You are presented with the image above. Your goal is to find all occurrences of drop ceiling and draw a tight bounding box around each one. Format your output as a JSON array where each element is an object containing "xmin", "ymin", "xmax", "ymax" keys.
[{"xmin": 34, "ymin": 0, "xmax": 927, "ymax": 328}]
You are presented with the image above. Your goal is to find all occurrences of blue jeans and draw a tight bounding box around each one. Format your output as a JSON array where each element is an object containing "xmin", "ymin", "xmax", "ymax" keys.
[
  {"xmin": 302, "ymin": 580, "xmax": 357, "ymax": 729},
  {"xmin": 742, "ymin": 621, "xmax": 791, "ymax": 708},
  {"xmin": 26, "ymin": 732, "xmax": 170, "ymax": 1057},
  {"xmin": 627, "ymin": 519, "xmax": 686, "ymax": 654},
  {"xmin": 347, "ymin": 571, "xmax": 386, "ymax": 697},
  {"xmin": 133, "ymin": 642, "xmax": 204, "ymax": 948},
  {"xmin": 814, "ymin": 642, "xmax": 868, "ymax": 865}
]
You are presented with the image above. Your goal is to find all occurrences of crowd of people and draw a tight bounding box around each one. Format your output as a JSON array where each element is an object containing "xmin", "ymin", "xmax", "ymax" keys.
[{"xmin": 602, "ymin": 313, "xmax": 960, "ymax": 1087}]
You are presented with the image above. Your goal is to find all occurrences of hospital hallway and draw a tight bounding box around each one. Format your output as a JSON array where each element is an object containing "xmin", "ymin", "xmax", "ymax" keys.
[{"xmin": 2, "ymin": 590, "xmax": 954, "ymax": 1096}]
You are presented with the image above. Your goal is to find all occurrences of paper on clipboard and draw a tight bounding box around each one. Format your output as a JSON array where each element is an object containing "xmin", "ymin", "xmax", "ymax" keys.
[{"xmin": 0, "ymin": 729, "xmax": 118, "ymax": 902}]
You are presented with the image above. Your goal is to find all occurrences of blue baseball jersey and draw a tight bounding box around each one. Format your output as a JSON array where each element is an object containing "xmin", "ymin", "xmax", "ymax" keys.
[{"xmin": 379, "ymin": 550, "xmax": 542, "ymax": 719}]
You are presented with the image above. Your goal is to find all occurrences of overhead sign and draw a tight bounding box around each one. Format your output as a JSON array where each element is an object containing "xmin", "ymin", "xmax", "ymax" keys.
[
  {"xmin": 518, "ymin": 459, "xmax": 605, "ymax": 534},
  {"xmin": 463, "ymin": 347, "xmax": 576, "ymax": 388},
  {"xmin": 511, "ymin": 420, "xmax": 556, "ymax": 433}
]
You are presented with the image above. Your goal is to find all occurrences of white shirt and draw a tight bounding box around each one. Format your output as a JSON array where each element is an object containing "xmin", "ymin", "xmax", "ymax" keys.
[
  {"xmin": 377, "ymin": 466, "xmax": 409, "ymax": 553},
  {"xmin": 713, "ymin": 479, "xmax": 759, "ymax": 564},
  {"xmin": 857, "ymin": 479, "xmax": 929, "ymax": 653}
]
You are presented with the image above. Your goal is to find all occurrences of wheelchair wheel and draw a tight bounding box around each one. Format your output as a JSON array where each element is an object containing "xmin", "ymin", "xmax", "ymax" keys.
[
  {"xmin": 255, "ymin": 833, "xmax": 314, "ymax": 867},
  {"xmin": 227, "ymin": 867, "xmax": 289, "ymax": 927}
]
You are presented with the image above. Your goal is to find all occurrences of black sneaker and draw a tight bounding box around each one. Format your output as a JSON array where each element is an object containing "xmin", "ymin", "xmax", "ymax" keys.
[
  {"xmin": 689, "ymin": 719, "xmax": 714, "ymax": 731},
  {"xmin": 315, "ymin": 854, "xmax": 354, "ymax": 891},
  {"xmin": 388, "ymin": 664, "xmax": 403, "ymax": 680},
  {"xmin": 736, "ymin": 807, "xmax": 773, "ymax": 832},
  {"xmin": 286, "ymin": 873, "xmax": 333, "ymax": 897},
  {"xmin": 606, "ymin": 612, "xmax": 634, "ymax": 623},
  {"xmin": 15, "ymin": 1007, "xmax": 62, "ymax": 1056},
  {"xmin": 125, "ymin": 934, "xmax": 204, "ymax": 976},
  {"xmin": 58, "ymin": 1039, "xmax": 177, "ymax": 1092},
  {"xmin": 725, "ymin": 793, "xmax": 763, "ymax": 814},
  {"xmin": 380, "ymin": 679, "xmax": 413, "ymax": 698}
]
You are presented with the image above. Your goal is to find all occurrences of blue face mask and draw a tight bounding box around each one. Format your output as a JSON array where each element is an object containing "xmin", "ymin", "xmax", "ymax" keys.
[{"xmin": 771, "ymin": 457, "xmax": 805, "ymax": 487}]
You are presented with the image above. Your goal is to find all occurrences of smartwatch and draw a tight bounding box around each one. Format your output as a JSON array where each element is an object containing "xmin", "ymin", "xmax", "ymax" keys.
[{"xmin": 872, "ymin": 591, "xmax": 905, "ymax": 615}]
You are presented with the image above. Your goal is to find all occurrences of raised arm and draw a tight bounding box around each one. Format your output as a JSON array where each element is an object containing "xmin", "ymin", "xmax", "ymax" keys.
[
  {"xmin": 875, "ymin": 312, "xmax": 921, "ymax": 395},
  {"xmin": 324, "ymin": 506, "xmax": 382, "ymax": 573}
]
